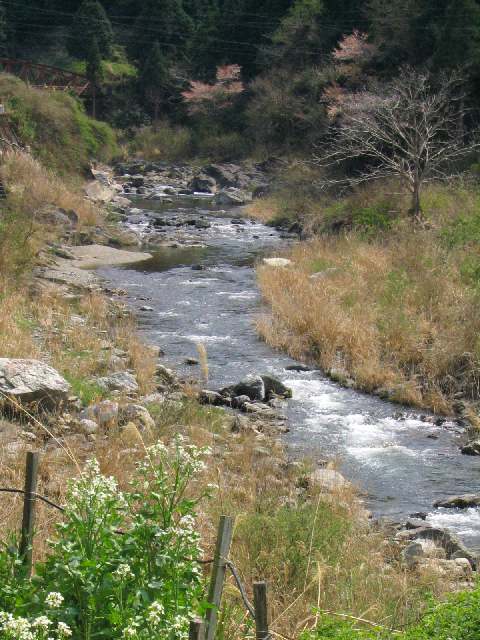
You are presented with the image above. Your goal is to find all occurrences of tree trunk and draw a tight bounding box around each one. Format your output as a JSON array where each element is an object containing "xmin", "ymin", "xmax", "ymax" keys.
[
  {"xmin": 91, "ymin": 85, "xmax": 96, "ymax": 119},
  {"xmin": 409, "ymin": 176, "xmax": 422, "ymax": 222}
]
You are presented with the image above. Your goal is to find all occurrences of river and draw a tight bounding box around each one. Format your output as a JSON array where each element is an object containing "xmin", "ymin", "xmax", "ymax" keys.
[{"xmin": 98, "ymin": 194, "xmax": 480, "ymax": 549}]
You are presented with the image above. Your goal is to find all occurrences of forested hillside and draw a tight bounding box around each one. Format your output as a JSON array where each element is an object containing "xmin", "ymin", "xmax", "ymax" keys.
[{"xmin": 2, "ymin": 0, "xmax": 480, "ymax": 150}]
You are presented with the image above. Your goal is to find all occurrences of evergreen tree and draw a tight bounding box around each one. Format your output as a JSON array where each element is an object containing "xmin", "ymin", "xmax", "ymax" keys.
[
  {"xmin": 0, "ymin": 2, "xmax": 9, "ymax": 56},
  {"xmin": 434, "ymin": 0, "xmax": 480, "ymax": 70},
  {"xmin": 267, "ymin": 0, "xmax": 326, "ymax": 69},
  {"xmin": 188, "ymin": 0, "xmax": 221, "ymax": 76},
  {"xmin": 68, "ymin": 0, "xmax": 114, "ymax": 59},
  {"xmin": 140, "ymin": 41, "xmax": 172, "ymax": 123},
  {"xmin": 86, "ymin": 36, "xmax": 103, "ymax": 118},
  {"xmin": 130, "ymin": 0, "xmax": 194, "ymax": 63}
]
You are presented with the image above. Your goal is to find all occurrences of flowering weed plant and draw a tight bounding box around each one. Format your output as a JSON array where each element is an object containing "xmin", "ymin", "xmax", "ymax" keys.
[{"xmin": 0, "ymin": 437, "xmax": 212, "ymax": 640}]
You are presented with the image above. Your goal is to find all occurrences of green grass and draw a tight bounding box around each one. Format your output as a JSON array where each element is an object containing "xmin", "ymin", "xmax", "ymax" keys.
[
  {"xmin": 0, "ymin": 73, "xmax": 118, "ymax": 174},
  {"xmin": 63, "ymin": 374, "xmax": 105, "ymax": 406}
]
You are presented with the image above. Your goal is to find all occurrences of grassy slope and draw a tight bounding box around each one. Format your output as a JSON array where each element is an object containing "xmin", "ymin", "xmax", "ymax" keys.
[{"xmin": 252, "ymin": 175, "xmax": 480, "ymax": 415}]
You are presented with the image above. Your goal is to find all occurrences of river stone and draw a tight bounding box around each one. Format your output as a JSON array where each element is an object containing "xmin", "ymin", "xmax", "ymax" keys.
[
  {"xmin": 263, "ymin": 258, "xmax": 292, "ymax": 267},
  {"xmin": 285, "ymin": 364, "xmax": 312, "ymax": 372},
  {"xmin": 213, "ymin": 188, "xmax": 252, "ymax": 206},
  {"xmin": 402, "ymin": 541, "xmax": 447, "ymax": 568},
  {"xmin": 260, "ymin": 374, "xmax": 292, "ymax": 399},
  {"xmin": 226, "ymin": 375, "xmax": 265, "ymax": 402},
  {"xmin": 434, "ymin": 494, "xmax": 480, "ymax": 509},
  {"xmin": 232, "ymin": 395, "xmax": 250, "ymax": 409},
  {"xmin": 96, "ymin": 372, "xmax": 139, "ymax": 394},
  {"xmin": 310, "ymin": 468, "xmax": 350, "ymax": 492},
  {"xmin": 199, "ymin": 390, "xmax": 224, "ymax": 406},
  {"xmin": 156, "ymin": 365, "xmax": 177, "ymax": 385},
  {"xmin": 85, "ymin": 180, "xmax": 115, "ymax": 203},
  {"xmin": 85, "ymin": 400, "xmax": 119, "ymax": 429},
  {"xmin": 78, "ymin": 419, "xmax": 99, "ymax": 435},
  {"xmin": 188, "ymin": 174, "xmax": 217, "ymax": 193},
  {"xmin": 461, "ymin": 440, "xmax": 480, "ymax": 455},
  {"xmin": 0, "ymin": 359, "xmax": 71, "ymax": 408},
  {"xmin": 397, "ymin": 525, "xmax": 477, "ymax": 568},
  {"xmin": 119, "ymin": 404, "xmax": 155, "ymax": 432}
]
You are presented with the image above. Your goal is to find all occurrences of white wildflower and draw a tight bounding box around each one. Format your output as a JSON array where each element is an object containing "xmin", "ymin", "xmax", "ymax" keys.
[
  {"xmin": 32, "ymin": 616, "xmax": 51, "ymax": 629},
  {"xmin": 114, "ymin": 564, "xmax": 134, "ymax": 580},
  {"xmin": 122, "ymin": 625, "xmax": 137, "ymax": 639},
  {"xmin": 57, "ymin": 622, "xmax": 72, "ymax": 638},
  {"xmin": 45, "ymin": 592, "xmax": 64, "ymax": 608},
  {"xmin": 147, "ymin": 601, "xmax": 164, "ymax": 626}
]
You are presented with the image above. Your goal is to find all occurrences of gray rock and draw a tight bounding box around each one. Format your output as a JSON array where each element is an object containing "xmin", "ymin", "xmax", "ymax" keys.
[
  {"xmin": 156, "ymin": 365, "xmax": 177, "ymax": 385},
  {"xmin": 285, "ymin": 364, "xmax": 312, "ymax": 372},
  {"xmin": 199, "ymin": 390, "xmax": 224, "ymax": 406},
  {"xmin": 188, "ymin": 174, "xmax": 217, "ymax": 193},
  {"xmin": 232, "ymin": 395, "xmax": 250, "ymax": 409},
  {"xmin": 194, "ymin": 219, "xmax": 211, "ymax": 229},
  {"xmin": 96, "ymin": 372, "xmax": 139, "ymax": 394},
  {"xmin": 85, "ymin": 181, "xmax": 115, "ymax": 203},
  {"xmin": 184, "ymin": 357, "xmax": 199, "ymax": 366},
  {"xmin": 260, "ymin": 374, "xmax": 292, "ymax": 399},
  {"xmin": 79, "ymin": 419, "xmax": 98, "ymax": 435},
  {"xmin": 461, "ymin": 440, "xmax": 480, "ymax": 455},
  {"xmin": 309, "ymin": 468, "xmax": 350, "ymax": 492},
  {"xmin": 0, "ymin": 359, "xmax": 71, "ymax": 408},
  {"xmin": 213, "ymin": 188, "xmax": 252, "ymax": 206},
  {"xmin": 119, "ymin": 404, "xmax": 155, "ymax": 431},
  {"xmin": 226, "ymin": 375, "xmax": 265, "ymax": 402},
  {"xmin": 83, "ymin": 400, "xmax": 119, "ymax": 428},
  {"xmin": 396, "ymin": 526, "xmax": 477, "ymax": 568},
  {"xmin": 434, "ymin": 494, "xmax": 480, "ymax": 509}
]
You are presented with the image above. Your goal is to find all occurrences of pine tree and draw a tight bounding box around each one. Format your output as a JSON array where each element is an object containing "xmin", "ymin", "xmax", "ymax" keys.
[
  {"xmin": 140, "ymin": 41, "xmax": 172, "ymax": 124},
  {"xmin": 0, "ymin": 2, "xmax": 9, "ymax": 56},
  {"xmin": 434, "ymin": 0, "xmax": 480, "ymax": 70},
  {"xmin": 68, "ymin": 0, "xmax": 114, "ymax": 59},
  {"xmin": 86, "ymin": 36, "xmax": 103, "ymax": 118},
  {"xmin": 130, "ymin": 0, "xmax": 194, "ymax": 63},
  {"xmin": 188, "ymin": 0, "xmax": 221, "ymax": 76}
]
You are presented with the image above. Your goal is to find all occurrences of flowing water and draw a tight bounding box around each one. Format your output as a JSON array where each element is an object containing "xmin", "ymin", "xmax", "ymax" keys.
[{"xmin": 98, "ymin": 196, "xmax": 480, "ymax": 549}]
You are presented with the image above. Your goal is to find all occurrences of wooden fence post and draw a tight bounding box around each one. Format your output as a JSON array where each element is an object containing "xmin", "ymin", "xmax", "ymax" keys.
[
  {"xmin": 253, "ymin": 581, "xmax": 269, "ymax": 640},
  {"xmin": 19, "ymin": 451, "xmax": 39, "ymax": 576},
  {"xmin": 205, "ymin": 515, "xmax": 234, "ymax": 640},
  {"xmin": 189, "ymin": 618, "xmax": 205, "ymax": 640}
]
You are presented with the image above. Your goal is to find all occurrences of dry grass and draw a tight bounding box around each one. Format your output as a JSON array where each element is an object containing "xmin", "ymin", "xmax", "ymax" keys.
[
  {"xmin": 0, "ymin": 398, "xmax": 453, "ymax": 639},
  {"xmin": 256, "ymin": 183, "xmax": 480, "ymax": 412},
  {"xmin": 1, "ymin": 151, "xmax": 98, "ymax": 227}
]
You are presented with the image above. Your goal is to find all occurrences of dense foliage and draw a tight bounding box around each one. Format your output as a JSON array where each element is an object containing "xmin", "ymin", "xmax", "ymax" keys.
[{"xmin": 2, "ymin": 0, "xmax": 480, "ymax": 147}]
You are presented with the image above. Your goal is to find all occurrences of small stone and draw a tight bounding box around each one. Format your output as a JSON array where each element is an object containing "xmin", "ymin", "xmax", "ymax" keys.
[
  {"xmin": 263, "ymin": 258, "xmax": 292, "ymax": 268},
  {"xmin": 140, "ymin": 305, "xmax": 154, "ymax": 311},
  {"xmin": 184, "ymin": 358, "xmax": 199, "ymax": 366},
  {"xmin": 79, "ymin": 419, "xmax": 98, "ymax": 435},
  {"xmin": 96, "ymin": 372, "xmax": 139, "ymax": 394}
]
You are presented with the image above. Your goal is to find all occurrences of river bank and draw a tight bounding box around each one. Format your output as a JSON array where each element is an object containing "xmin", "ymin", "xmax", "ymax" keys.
[{"xmin": 0, "ymin": 154, "xmax": 478, "ymax": 637}]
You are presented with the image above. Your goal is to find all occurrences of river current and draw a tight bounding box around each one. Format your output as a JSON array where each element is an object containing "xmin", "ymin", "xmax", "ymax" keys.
[{"xmin": 98, "ymin": 195, "xmax": 480, "ymax": 549}]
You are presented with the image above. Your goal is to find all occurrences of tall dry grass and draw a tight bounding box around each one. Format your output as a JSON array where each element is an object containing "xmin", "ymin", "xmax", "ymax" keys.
[
  {"xmin": 257, "ymin": 205, "xmax": 480, "ymax": 412},
  {"xmin": 1, "ymin": 151, "xmax": 98, "ymax": 227}
]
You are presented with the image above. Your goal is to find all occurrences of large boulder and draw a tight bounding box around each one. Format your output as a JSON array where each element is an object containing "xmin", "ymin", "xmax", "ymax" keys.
[
  {"xmin": 224, "ymin": 375, "xmax": 265, "ymax": 402},
  {"xmin": 0, "ymin": 359, "xmax": 71, "ymax": 408},
  {"xmin": 434, "ymin": 494, "xmax": 480, "ymax": 509},
  {"xmin": 213, "ymin": 188, "xmax": 252, "ymax": 206},
  {"xmin": 260, "ymin": 374, "xmax": 292, "ymax": 399},
  {"xmin": 84, "ymin": 180, "xmax": 115, "ymax": 203},
  {"xmin": 309, "ymin": 468, "xmax": 350, "ymax": 492},
  {"xmin": 203, "ymin": 163, "xmax": 246, "ymax": 188},
  {"xmin": 188, "ymin": 174, "xmax": 217, "ymax": 194},
  {"xmin": 396, "ymin": 525, "xmax": 477, "ymax": 568}
]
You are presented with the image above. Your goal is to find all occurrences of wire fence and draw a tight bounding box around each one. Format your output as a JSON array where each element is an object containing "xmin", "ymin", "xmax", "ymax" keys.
[{"xmin": 1, "ymin": 451, "xmax": 271, "ymax": 640}]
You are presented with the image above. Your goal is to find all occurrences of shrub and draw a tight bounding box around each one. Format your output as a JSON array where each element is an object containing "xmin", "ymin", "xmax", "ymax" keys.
[
  {"xmin": 0, "ymin": 440, "xmax": 211, "ymax": 640},
  {"xmin": 128, "ymin": 123, "xmax": 193, "ymax": 162}
]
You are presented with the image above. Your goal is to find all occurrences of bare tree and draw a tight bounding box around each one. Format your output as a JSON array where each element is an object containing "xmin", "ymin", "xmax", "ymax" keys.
[{"xmin": 317, "ymin": 69, "xmax": 478, "ymax": 220}]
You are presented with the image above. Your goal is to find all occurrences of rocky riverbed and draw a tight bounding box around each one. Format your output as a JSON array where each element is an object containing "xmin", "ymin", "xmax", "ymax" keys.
[{"xmin": 4, "ymin": 157, "xmax": 479, "ymax": 587}]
